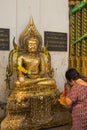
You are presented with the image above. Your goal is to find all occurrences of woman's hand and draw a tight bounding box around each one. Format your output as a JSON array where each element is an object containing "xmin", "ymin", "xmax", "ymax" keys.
[{"xmin": 58, "ymin": 93, "xmax": 72, "ymax": 106}]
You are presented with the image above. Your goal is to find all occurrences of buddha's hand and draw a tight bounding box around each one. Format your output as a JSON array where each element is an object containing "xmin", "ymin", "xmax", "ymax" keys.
[{"xmin": 37, "ymin": 77, "xmax": 46, "ymax": 81}]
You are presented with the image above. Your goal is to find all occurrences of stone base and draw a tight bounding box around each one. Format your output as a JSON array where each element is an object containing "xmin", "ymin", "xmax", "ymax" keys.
[
  {"xmin": 1, "ymin": 103, "xmax": 72, "ymax": 130},
  {"xmin": 0, "ymin": 84, "xmax": 71, "ymax": 130}
]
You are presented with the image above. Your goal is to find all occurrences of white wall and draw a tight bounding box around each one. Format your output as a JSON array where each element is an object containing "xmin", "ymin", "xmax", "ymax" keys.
[
  {"xmin": 39, "ymin": 0, "xmax": 69, "ymax": 91},
  {"xmin": 0, "ymin": 0, "xmax": 69, "ymax": 101},
  {"xmin": 0, "ymin": 0, "xmax": 16, "ymax": 101}
]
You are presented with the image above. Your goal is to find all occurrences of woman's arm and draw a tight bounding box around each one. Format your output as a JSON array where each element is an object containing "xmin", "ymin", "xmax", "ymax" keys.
[{"xmin": 58, "ymin": 95, "xmax": 72, "ymax": 106}]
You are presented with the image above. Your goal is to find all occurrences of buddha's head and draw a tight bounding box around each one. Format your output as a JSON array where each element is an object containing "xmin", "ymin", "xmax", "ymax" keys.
[
  {"xmin": 19, "ymin": 17, "xmax": 42, "ymax": 52},
  {"xmin": 26, "ymin": 37, "xmax": 39, "ymax": 53}
]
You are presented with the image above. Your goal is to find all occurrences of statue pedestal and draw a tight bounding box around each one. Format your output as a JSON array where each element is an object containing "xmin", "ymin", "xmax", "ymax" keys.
[{"xmin": 1, "ymin": 84, "xmax": 63, "ymax": 130}]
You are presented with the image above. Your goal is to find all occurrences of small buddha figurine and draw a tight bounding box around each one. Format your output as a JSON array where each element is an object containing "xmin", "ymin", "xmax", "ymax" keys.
[{"xmin": 16, "ymin": 36, "xmax": 56, "ymax": 87}]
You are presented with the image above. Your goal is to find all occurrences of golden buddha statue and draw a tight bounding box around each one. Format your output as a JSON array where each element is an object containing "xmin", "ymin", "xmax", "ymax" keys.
[
  {"xmin": 16, "ymin": 36, "xmax": 56, "ymax": 87},
  {"xmin": 1, "ymin": 17, "xmax": 71, "ymax": 130}
]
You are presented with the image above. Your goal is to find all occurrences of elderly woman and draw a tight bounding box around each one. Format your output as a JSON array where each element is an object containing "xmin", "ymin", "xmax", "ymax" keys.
[{"xmin": 59, "ymin": 68, "xmax": 87, "ymax": 130}]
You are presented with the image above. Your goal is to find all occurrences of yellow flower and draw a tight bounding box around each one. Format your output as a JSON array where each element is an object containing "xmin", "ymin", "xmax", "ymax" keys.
[
  {"xmin": 44, "ymin": 46, "xmax": 49, "ymax": 58},
  {"xmin": 13, "ymin": 46, "xmax": 18, "ymax": 57},
  {"xmin": 13, "ymin": 51, "xmax": 18, "ymax": 57},
  {"xmin": 45, "ymin": 63, "xmax": 49, "ymax": 67},
  {"xmin": 58, "ymin": 95, "xmax": 67, "ymax": 106},
  {"xmin": 18, "ymin": 66, "xmax": 28, "ymax": 74}
]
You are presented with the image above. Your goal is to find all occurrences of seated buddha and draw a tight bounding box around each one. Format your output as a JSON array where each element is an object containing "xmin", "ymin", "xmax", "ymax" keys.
[
  {"xmin": 16, "ymin": 36, "xmax": 56, "ymax": 87},
  {"xmin": 1, "ymin": 17, "xmax": 62, "ymax": 130},
  {"xmin": 5, "ymin": 16, "xmax": 56, "ymax": 90}
]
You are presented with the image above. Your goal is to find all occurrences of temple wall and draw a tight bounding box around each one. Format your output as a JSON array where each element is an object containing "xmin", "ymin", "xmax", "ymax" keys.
[{"xmin": 0, "ymin": 0, "xmax": 69, "ymax": 101}]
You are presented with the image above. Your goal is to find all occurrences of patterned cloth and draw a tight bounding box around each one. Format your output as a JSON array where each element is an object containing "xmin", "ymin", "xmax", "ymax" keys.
[{"xmin": 67, "ymin": 83, "xmax": 87, "ymax": 130}]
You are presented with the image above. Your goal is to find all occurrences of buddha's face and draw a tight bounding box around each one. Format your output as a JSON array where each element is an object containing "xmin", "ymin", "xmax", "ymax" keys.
[{"xmin": 27, "ymin": 38, "xmax": 39, "ymax": 53}]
